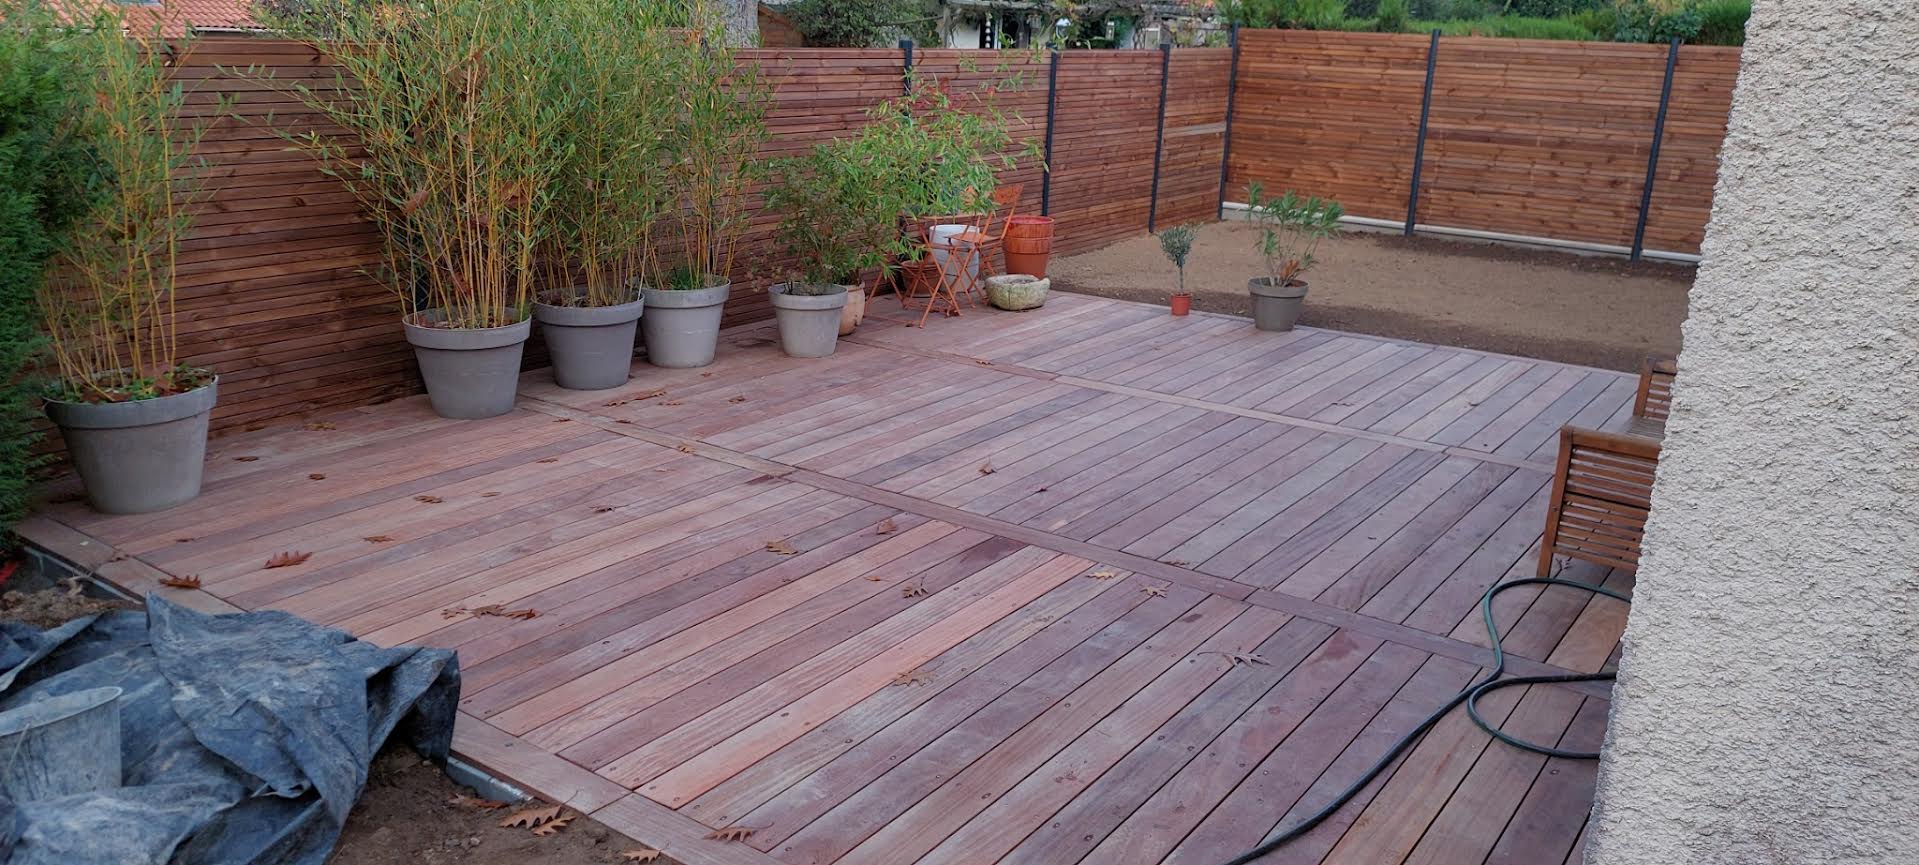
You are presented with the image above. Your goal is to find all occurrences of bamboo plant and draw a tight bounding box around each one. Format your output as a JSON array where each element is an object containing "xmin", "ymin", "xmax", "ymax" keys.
[
  {"xmin": 39, "ymin": 9, "xmax": 220, "ymax": 403},
  {"xmin": 661, "ymin": 19, "xmax": 771, "ymax": 291},
  {"xmin": 255, "ymin": 0, "xmax": 579, "ymax": 329},
  {"xmin": 763, "ymin": 136, "xmax": 898, "ymax": 295},
  {"xmin": 541, "ymin": 0, "xmax": 688, "ymax": 306},
  {"xmin": 1245, "ymin": 182, "xmax": 1343, "ymax": 287}
]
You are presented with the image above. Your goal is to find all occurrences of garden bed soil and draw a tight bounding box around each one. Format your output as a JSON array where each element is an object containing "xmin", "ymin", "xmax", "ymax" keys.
[
  {"xmin": 0, "ymin": 579, "xmax": 672, "ymax": 865},
  {"xmin": 1048, "ymin": 222, "xmax": 1694, "ymax": 371}
]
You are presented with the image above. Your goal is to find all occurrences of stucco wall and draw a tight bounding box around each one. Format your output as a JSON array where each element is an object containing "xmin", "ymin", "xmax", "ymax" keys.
[{"xmin": 1586, "ymin": 2, "xmax": 1919, "ymax": 863}]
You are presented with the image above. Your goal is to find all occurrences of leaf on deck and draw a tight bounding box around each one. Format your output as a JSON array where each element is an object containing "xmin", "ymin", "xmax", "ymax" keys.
[
  {"xmin": 1141, "ymin": 585, "xmax": 1169, "ymax": 598},
  {"xmin": 536, "ymin": 457, "xmax": 560, "ymax": 464},
  {"xmin": 901, "ymin": 582, "xmax": 928, "ymax": 598},
  {"xmin": 676, "ymin": 443, "xmax": 695, "ymax": 453},
  {"xmin": 363, "ymin": 535, "xmax": 394, "ymax": 543},
  {"xmin": 890, "ymin": 668, "xmax": 931, "ymax": 687},
  {"xmin": 308, "ymin": 473, "xmax": 326, "ymax": 480},
  {"xmin": 159, "ymin": 575, "xmax": 203, "ymax": 589},
  {"xmin": 233, "ymin": 456, "xmax": 260, "ymax": 462},
  {"xmin": 1084, "ymin": 569, "xmax": 1120, "ymax": 581},
  {"xmin": 705, "ymin": 826, "xmax": 755, "ymax": 843},
  {"xmin": 303, "ymin": 421, "xmax": 337, "ymax": 431},
  {"xmin": 765, "ymin": 540, "xmax": 799, "ymax": 556},
  {"xmin": 415, "ymin": 495, "xmax": 444, "ymax": 503},
  {"xmin": 977, "ymin": 462, "xmax": 994, "ymax": 475},
  {"xmin": 874, "ymin": 517, "xmax": 898, "ymax": 535},
  {"xmin": 974, "ymin": 358, "xmax": 993, "ymax": 366},
  {"xmin": 727, "ymin": 395, "xmax": 747, "ymax": 404},
  {"xmin": 1202, "ymin": 651, "xmax": 1271, "ymax": 667},
  {"xmin": 264, "ymin": 551, "xmax": 312, "ymax": 569}
]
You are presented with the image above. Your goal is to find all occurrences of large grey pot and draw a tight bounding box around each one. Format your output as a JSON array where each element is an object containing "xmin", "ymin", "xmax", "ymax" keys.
[
  {"xmin": 641, "ymin": 282, "xmax": 730, "ymax": 369},
  {"xmin": 0, "ymin": 686, "xmax": 122, "ymax": 800},
  {"xmin": 769, "ymin": 283, "xmax": 850, "ymax": 358},
  {"xmin": 403, "ymin": 312, "xmax": 532, "ymax": 419},
  {"xmin": 534, "ymin": 292, "xmax": 644, "ymax": 391},
  {"xmin": 1248, "ymin": 277, "xmax": 1309, "ymax": 332},
  {"xmin": 46, "ymin": 380, "xmax": 216, "ymax": 515}
]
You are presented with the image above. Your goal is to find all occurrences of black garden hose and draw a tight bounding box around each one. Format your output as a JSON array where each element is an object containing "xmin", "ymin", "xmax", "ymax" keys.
[{"xmin": 1220, "ymin": 576, "xmax": 1631, "ymax": 865}]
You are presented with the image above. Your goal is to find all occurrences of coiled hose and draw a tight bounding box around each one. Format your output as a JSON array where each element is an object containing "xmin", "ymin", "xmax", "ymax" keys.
[{"xmin": 1220, "ymin": 576, "xmax": 1631, "ymax": 865}]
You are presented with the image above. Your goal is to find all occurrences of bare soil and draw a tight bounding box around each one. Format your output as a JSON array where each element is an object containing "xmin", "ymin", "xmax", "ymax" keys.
[
  {"xmin": 1048, "ymin": 222, "xmax": 1694, "ymax": 371},
  {"xmin": 0, "ymin": 569, "xmax": 668, "ymax": 865}
]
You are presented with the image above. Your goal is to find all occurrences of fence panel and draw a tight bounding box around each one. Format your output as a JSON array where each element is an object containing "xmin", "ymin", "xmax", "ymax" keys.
[
  {"xmin": 1153, "ymin": 47, "xmax": 1234, "ymax": 229},
  {"xmin": 1044, "ymin": 50, "xmax": 1167, "ymax": 255},
  {"xmin": 1640, "ymin": 45, "xmax": 1739, "ymax": 254}
]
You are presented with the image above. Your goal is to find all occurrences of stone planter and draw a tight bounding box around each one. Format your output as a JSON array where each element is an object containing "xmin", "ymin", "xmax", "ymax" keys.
[
  {"xmin": 1248, "ymin": 277, "xmax": 1308, "ymax": 332},
  {"xmin": 985, "ymin": 274, "xmax": 1049, "ymax": 311},
  {"xmin": 46, "ymin": 380, "xmax": 217, "ymax": 514},
  {"xmin": 839, "ymin": 286, "xmax": 866, "ymax": 336},
  {"xmin": 770, "ymin": 283, "xmax": 850, "ymax": 358},
  {"xmin": 641, "ymin": 282, "xmax": 730, "ymax": 369},
  {"xmin": 403, "ymin": 311, "xmax": 531, "ymax": 419},
  {"xmin": 534, "ymin": 291, "xmax": 644, "ymax": 391}
]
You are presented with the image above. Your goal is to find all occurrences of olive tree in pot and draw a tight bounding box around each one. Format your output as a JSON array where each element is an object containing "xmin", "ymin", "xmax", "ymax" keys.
[
  {"xmin": 535, "ymin": 2, "xmax": 685, "ymax": 390},
  {"xmin": 643, "ymin": 33, "xmax": 770, "ymax": 369},
  {"xmin": 763, "ymin": 137, "xmax": 897, "ymax": 358},
  {"xmin": 1245, "ymin": 183, "xmax": 1342, "ymax": 332},
  {"xmin": 37, "ymin": 14, "xmax": 224, "ymax": 515},
  {"xmin": 1159, "ymin": 223, "xmax": 1197, "ymax": 316},
  {"xmin": 261, "ymin": 0, "xmax": 575, "ymax": 418}
]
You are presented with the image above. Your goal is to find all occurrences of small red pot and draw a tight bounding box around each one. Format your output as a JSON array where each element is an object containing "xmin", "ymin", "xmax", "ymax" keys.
[{"xmin": 1170, "ymin": 293, "xmax": 1191, "ymax": 316}]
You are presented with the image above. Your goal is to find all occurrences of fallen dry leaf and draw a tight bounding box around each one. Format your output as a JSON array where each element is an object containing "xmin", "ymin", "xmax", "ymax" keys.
[
  {"xmin": 551, "ymin": 418, "xmax": 572, "ymax": 423},
  {"xmin": 700, "ymin": 371, "xmax": 714, "ymax": 378},
  {"xmin": 415, "ymin": 495, "xmax": 444, "ymax": 504},
  {"xmin": 1084, "ymin": 569, "xmax": 1120, "ymax": 581},
  {"xmin": 662, "ymin": 400, "xmax": 684, "ymax": 406},
  {"xmin": 617, "ymin": 419, "xmax": 635, "ymax": 425},
  {"xmin": 447, "ymin": 794, "xmax": 508, "ymax": 810},
  {"xmin": 1035, "ymin": 486, "xmax": 1049, "ymax": 493},
  {"xmin": 264, "ymin": 551, "xmax": 312, "ymax": 569},
  {"xmin": 363, "ymin": 535, "xmax": 394, "ymax": 543},
  {"xmin": 303, "ymin": 421, "xmax": 337, "ymax": 431},
  {"xmin": 233, "ymin": 456, "xmax": 260, "ymax": 462},
  {"xmin": 765, "ymin": 540, "xmax": 799, "ymax": 556},
  {"xmin": 499, "ymin": 804, "xmax": 563, "ymax": 831},
  {"xmin": 308, "ymin": 473, "xmax": 326, "ymax": 480},
  {"xmin": 1161, "ymin": 559, "xmax": 1192, "ymax": 567},
  {"xmin": 533, "ymin": 811, "xmax": 575, "ymax": 836},
  {"xmin": 676, "ymin": 443, "xmax": 695, "ymax": 453},
  {"xmin": 727, "ymin": 395, "xmax": 747, "ymax": 404},
  {"xmin": 594, "ymin": 506, "xmax": 617, "ymax": 514},
  {"xmin": 621, "ymin": 849, "xmax": 663, "ymax": 863},
  {"xmin": 158, "ymin": 575, "xmax": 203, "ymax": 589},
  {"xmin": 875, "ymin": 517, "xmax": 898, "ymax": 535},
  {"xmin": 174, "ymin": 537, "xmax": 194, "ymax": 544},
  {"xmin": 446, "ymin": 603, "xmax": 541, "ymax": 621},
  {"xmin": 975, "ymin": 358, "xmax": 993, "ymax": 366},
  {"xmin": 1142, "ymin": 585, "xmax": 1169, "ymax": 598},
  {"xmin": 890, "ymin": 669, "xmax": 930, "ymax": 687},
  {"xmin": 634, "ymin": 388, "xmax": 667, "ymax": 401},
  {"xmin": 1203, "ymin": 651, "xmax": 1272, "ymax": 667},
  {"xmin": 706, "ymin": 825, "xmax": 755, "ymax": 843},
  {"xmin": 978, "ymin": 462, "xmax": 995, "ymax": 475},
  {"xmin": 536, "ymin": 457, "xmax": 560, "ymax": 464},
  {"xmin": 901, "ymin": 582, "xmax": 928, "ymax": 598},
  {"xmin": 481, "ymin": 491, "xmax": 501, "ymax": 497},
  {"xmin": 863, "ymin": 574, "xmax": 885, "ymax": 582}
]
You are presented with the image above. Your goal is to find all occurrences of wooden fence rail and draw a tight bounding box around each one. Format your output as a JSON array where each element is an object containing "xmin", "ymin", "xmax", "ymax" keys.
[{"xmin": 149, "ymin": 31, "xmax": 1733, "ymax": 438}]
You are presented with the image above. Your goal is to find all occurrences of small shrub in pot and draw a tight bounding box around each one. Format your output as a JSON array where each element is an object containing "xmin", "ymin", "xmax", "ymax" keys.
[
  {"xmin": 1158, "ymin": 223, "xmax": 1197, "ymax": 316},
  {"xmin": 1245, "ymin": 183, "xmax": 1342, "ymax": 332},
  {"xmin": 35, "ymin": 12, "xmax": 225, "ymax": 514},
  {"xmin": 763, "ymin": 136, "xmax": 896, "ymax": 357}
]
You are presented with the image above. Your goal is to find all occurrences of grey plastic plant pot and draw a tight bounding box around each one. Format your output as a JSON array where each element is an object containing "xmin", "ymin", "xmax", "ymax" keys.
[
  {"xmin": 46, "ymin": 380, "xmax": 216, "ymax": 515},
  {"xmin": 641, "ymin": 282, "xmax": 730, "ymax": 369},
  {"xmin": 0, "ymin": 686, "xmax": 123, "ymax": 799},
  {"xmin": 769, "ymin": 283, "xmax": 850, "ymax": 359},
  {"xmin": 402, "ymin": 312, "xmax": 531, "ymax": 420},
  {"xmin": 534, "ymin": 292, "xmax": 644, "ymax": 391},
  {"xmin": 1248, "ymin": 277, "xmax": 1309, "ymax": 332}
]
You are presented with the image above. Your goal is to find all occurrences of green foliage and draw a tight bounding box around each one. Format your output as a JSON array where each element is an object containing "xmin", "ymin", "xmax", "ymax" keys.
[
  {"xmin": 1692, "ymin": 0, "xmax": 1748, "ymax": 45},
  {"xmin": 866, "ymin": 74, "xmax": 1033, "ymax": 221},
  {"xmin": 0, "ymin": 0, "xmax": 96, "ymax": 538},
  {"xmin": 764, "ymin": 139, "xmax": 897, "ymax": 288},
  {"xmin": 1612, "ymin": 0, "xmax": 1701, "ymax": 43},
  {"xmin": 1374, "ymin": 0, "xmax": 1409, "ymax": 31},
  {"xmin": 1158, "ymin": 224, "xmax": 1197, "ymax": 296},
  {"xmin": 666, "ymin": 23, "xmax": 772, "ymax": 288},
  {"xmin": 1312, "ymin": 0, "xmax": 1745, "ymax": 43},
  {"xmin": 1416, "ymin": 13, "xmax": 1603, "ymax": 38},
  {"xmin": 1224, "ymin": 0, "xmax": 1347, "ymax": 29},
  {"xmin": 786, "ymin": 0, "xmax": 934, "ymax": 47},
  {"xmin": 1244, "ymin": 183, "xmax": 1342, "ymax": 285}
]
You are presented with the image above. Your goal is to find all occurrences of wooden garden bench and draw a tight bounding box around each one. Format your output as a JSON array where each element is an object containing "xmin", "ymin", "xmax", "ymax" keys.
[{"xmin": 1537, "ymin": 355, "xmax": 1675, "ymax": 575}]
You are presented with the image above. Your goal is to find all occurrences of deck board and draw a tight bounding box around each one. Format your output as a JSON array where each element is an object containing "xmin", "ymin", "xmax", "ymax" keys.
[{"xmin": 33, "ymin": 292, "xmax": 1637, "ymax": 865}]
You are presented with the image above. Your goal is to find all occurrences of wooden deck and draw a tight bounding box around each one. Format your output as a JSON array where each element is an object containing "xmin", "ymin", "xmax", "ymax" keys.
[{"xmin": 27, "ymin": 293, "xmax": 1633, "ymax": 865}]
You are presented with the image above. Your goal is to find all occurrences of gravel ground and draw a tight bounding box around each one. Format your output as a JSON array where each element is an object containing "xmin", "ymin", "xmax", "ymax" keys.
[{"xmin": 1047, "ymin": 222, "xmax": 1694, "ymax": 371}]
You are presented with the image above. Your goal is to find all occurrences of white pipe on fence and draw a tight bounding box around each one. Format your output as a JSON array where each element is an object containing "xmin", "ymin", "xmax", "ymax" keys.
[{"xmin": 1218, "ymin": 202, "xmax": 1704, "ymax": 265}]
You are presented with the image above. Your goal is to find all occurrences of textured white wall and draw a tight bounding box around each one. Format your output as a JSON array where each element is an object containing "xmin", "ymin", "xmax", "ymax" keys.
[{"xmin": 1587, "ymin": 1, "xmax": 1919, "ymax": 863}]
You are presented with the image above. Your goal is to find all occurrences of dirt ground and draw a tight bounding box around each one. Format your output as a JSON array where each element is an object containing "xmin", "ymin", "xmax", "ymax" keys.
[
  {"xmin": 1048, "ymin": 222, "xmax": 1694, "ymax": 371},
  {"xmin": 0, "ymin": 568, "xmax": 668, "ymax": 865}
]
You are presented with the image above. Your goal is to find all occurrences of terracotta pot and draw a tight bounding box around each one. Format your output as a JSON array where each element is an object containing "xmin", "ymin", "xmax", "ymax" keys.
[
  {"xmin": 839, "ymin": 285, "xmax": 866, "ymax": 335},
  {"xmin": 1170, "ymin": 293, "xmax": 1191, "ymax": 316},
  {"xmin": 1003, "ymin": 215, "xmax": 1056, "ymax": 277}
]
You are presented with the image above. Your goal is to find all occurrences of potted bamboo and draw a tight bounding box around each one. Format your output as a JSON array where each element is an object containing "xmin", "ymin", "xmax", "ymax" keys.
[
  {"xmin": 38, "ymin": 16, "xmax": 223, "ymax": 514},
  {"xmin": 1159, "ymin": 223, "xmax": 1196, "ymax": 316},
  {"xmin": 1245, "ymin": 183, "xmax": 1342, "ymax": 332},
  {"xmin": 763, "ymin": 137, "xmax": 896, "ymax": 357},
  {"xmin": 259, "ymin": 0, "xmax": 575, "ymax": 418},
  {"xmin": 535, "ymin": 6, "xmax": 683, "ymax": 390},
  {"xmin": 642, "ymin": 34, "xmax": 770, "ymax": 369}
]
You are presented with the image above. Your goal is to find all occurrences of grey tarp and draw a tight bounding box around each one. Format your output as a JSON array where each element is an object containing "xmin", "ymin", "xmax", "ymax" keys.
[{"xmin": 0, "ymin": 595, "xmax": 460, "ymax": 865}]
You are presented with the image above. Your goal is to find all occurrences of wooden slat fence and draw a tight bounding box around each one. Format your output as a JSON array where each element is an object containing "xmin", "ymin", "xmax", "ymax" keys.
[{"xmin": 1223, "ymin": 29, "xmax": 1739, "ymax": 256}]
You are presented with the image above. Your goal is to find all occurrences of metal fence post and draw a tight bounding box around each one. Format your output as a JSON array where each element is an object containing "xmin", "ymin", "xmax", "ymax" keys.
[
  {"xmin": 1147, "ymin": 40, "xmax": 1173, "ymax": 233},
  {"xmin": 1404, "ymin": 29, "xmax": 1440, "ymax": 236},
  {"xmin": 900, "ymin": 38, "xmax": 914, "ymax": 92},
  {"xmin": 1215, "ymin": 24, "xmax": 1241, "ymax": 221},
  {"xmin": 1632, "ymin": 36, "xmax": 1681, "ymax": 261},
  {"xmin": 1040, "ymin": 49, "xmax": 1061, "ymax": 217}
]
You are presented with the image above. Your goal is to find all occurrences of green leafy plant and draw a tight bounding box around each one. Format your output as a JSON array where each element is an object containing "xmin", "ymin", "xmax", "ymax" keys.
[
  {"xmin": 1245, "ymin": 183, "xmax": 1342, "ymax": 286},
  {"xmin": 764, "ymin": 136, "xmax": 898, "ymax": 294},
  {"xmin": 786, "ymin": 0, "xmax": 935, "ymax": 47},
  {"xmin": 39, "ymin": 7, "xmax": 221, "ymax": 404},
  {"xmin": 664, "ymin": 27, "xmax": 771, "ymax": 290},
  {"xmin": 252, "ymin": 0, "xmax": 580, "ymax": 328},
  {"xmin": 1158, "ymin": 224, "xmax": 1197, "ymax": 297},
  {"xmin": 0, "ymin": 0, "xmax": 103, "ymax": 535},
  {"xmin": 541, "ymin": 0, "xmax": 688, "ymax": 307},
  {"xmin": 1374, "ymin": 0, "xmax": 1410, "ymax": 31},
  {"xmin": 1224, "ymin": 0, "xmax": 1347, "ymax": 29}
]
